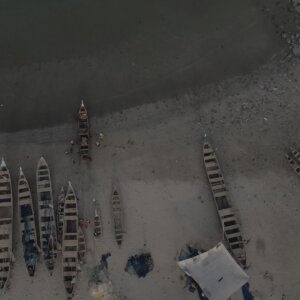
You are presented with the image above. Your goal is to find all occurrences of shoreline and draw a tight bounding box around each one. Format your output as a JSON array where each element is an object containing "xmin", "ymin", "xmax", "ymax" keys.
[{"xmin": 1, "ymin": 57, "xmax": 300, "ymax": 298}]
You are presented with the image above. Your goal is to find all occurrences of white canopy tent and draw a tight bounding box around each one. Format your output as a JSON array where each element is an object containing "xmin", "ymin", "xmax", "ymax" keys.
[{"xmin": 177, "ymin": 243, "xmax": 249, "ymax": 300}]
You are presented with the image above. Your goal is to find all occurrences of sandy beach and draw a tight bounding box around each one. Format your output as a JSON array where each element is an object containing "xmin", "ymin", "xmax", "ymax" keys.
[
  {"xmin": 0, "ymin": 0, "xmax": 300, "ymax": 299},
  {"xmin": 0, "ymin": 58, "xmax": 300, "ymax": 299}
]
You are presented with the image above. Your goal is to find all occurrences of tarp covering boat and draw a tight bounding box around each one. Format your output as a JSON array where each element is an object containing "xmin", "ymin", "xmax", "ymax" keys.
[{"xmin": 177, "ymin": 243, "xmax": 248, "ymax": 300}]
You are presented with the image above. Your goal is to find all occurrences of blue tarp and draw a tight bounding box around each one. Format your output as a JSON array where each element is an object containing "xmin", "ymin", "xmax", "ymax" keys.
[{"xmin": 242, "ymin": 283, "xmax": 254, "ymax": 300}]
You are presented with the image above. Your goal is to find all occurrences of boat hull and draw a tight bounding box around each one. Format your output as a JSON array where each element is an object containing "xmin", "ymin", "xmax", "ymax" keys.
[
  {"xmin": 203, "ymin": 139, "xmax": 246, "ymax": 267},
  {"xmin": 78, "ymin": 101, "xmax": 90, "ymax": 160},
  {"xmin": 36, "ymin": 157, "xmax": 57, "ymax": 273},
  {"xmin": 62, "ymin": 182, "xmax": 79, "ymax": 297},
  {"xmin": 111, "ymin": 188, "xmax": 123, "ymax": 246},
  {"xmin": 18, "ymin": 169, "xmax": 38, "ymax": 277},
  {"xmin": 0, "ymin": 159, "xmax": 13, "ymax": 293}
]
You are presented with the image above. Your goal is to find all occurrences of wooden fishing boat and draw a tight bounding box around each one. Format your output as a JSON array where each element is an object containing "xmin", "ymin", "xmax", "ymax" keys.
[
  {"xmin": 290, "ymin": 147, "xmax": 300, "ymax": 163},
  {"xmin": 111, "ymin": 187, "xmax": 123, "ymax": 246},
  {"xmin": 203, "ymin": 136, "xmax": 246, "ymax": 267},
  {"xmin": 78, "ymin": 100, "xmax": 89, "ymax": 160},
  {"xmin": 0, "ymin": 158, "xmax": 13, "ymax": 293},
  {"xmin": 18, "ymin": 168, "xmax": 38, "ymax": 276},
  {"xmin": 36, "ymin": 157, "xmax": 57, "ymax": 273},
  {"xmin": 78, "ymin": 226, "xmax": 86, "ymax": 264},
  {"xmin": 62, "ymin": 182, "xmax": 79, "ymax": 299},
  {"xmin": 93, "ymin": 207, "xmax": 102, "ymax": 238},
  {"xmin": 286, "ymin": 154, "xmax": 300, "ymax": 176},
  {"xmin": 57, "ymin": 187, "xmax": 65, "ymax": 246}
]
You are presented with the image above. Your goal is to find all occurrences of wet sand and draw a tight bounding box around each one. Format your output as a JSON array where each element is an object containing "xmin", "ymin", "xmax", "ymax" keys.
[
  {"xmin": 1, "ymin": 58, "xmax": 300, "ymax": 299},
  {"xmin": 0, "ymin": 0, "xmax": 282, "ymax": 132}
]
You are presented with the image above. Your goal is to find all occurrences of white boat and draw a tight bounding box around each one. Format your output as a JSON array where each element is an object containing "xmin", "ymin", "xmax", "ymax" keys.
[
  {"xmin": 62, "ymin": 182, "xmax": 79, "ymax": 299},
  {"xmin": 111, "ymin": 187, "xmax": 123, "ymax": 246},
  {"xmin": 36, "ymin": 157, "xmax": 57, "ymax": 273},
  {"xmin": 18, "ymin": 168, "xmax": 38, "ymax": 276},
  {"xmin": 0, "ymin": 158, "xmax": 13, "ymax": 293}
]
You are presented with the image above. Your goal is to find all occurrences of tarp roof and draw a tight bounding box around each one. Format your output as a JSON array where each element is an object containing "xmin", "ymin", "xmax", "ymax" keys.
[{"xmin": 177, "ymin": 243, "xmax": 249, "ymax": 300}]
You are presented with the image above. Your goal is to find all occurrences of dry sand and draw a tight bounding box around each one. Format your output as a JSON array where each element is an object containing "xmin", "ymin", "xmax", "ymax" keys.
[{"xmin": 0, "ymin": 58, "xmax": 300, "ymax": 299}]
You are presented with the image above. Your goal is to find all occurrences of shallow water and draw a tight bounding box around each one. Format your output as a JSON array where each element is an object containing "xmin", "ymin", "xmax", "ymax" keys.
[{"xmin": 0, "ymin": 0, "xmax": 282, "ymax": 132}]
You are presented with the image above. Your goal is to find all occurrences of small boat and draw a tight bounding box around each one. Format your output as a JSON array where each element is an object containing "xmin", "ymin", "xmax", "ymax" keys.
[
  {"xmin": 78, "ymin": 226, "xmax": 86, "ymax": 264},
  {"xmin": 78, "ymin": 100, "xmax": 89, "ymax": 160},
  {"xmin": 290, "ymin": 147, "xmax": 300, "ymax": 163},
  {"xmin": 18, "ymin": 168, "xmax": 38, "ymax": 276},
  {"xmin": 111, "ymin": 187, "xmax": 123, "ymax": 246},
  {"xmin": 286, "ymin": 153, "xmax": 300, "ymax": 176},
  {"xmin": 0, "ymin": 158, "xmax": 13, "ymax": 293},
  {"xmin": 57, "ymin": 187, "xmax": 65, "ymax": 246},
  {"xmin": 36, "ymin": 157, "xmax": 57, "ymax": 273},
  {"xmin": 93, "ymin": 207, "xmax": 102, "ymax": 238},
  {"xmin": 203, "ymin": 136, "xmax": 246, "ymax": 268},
  {"xmin": 62, "ymin": 182, "xmax": 79, "ymax": 299}
]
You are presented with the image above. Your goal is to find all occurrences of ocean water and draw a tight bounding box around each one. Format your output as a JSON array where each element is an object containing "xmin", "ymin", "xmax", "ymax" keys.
[{"xmin": 0, "ymin": 0, "xmax": 282, "ymax": 131}]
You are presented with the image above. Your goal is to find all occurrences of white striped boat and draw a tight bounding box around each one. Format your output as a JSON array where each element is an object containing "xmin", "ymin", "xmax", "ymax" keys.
[
  {"xmin": 290, "ymin": 147, "xmax": 300, "ymax": 163},
  {"xmin": 18, "ymin": 168, "xmax": 38, "ymax": 276},
  {"xmin": 57, "ymin": 187, "xmax": 65, "ymax": 246},
  {"xmin": 93, "ymin": 207, "xmax": 102, "ymax": 238},
  {"xmin": 203, "ymin": 136, "xmax": 246, "ymax": 267},
  {"xmin": 286, "ymin": 153, "xmax": 300, "ymax": 176},
  {"xmin": 111, "ymin": 187, "xmax": 123, "ymax": 246},
  {"xmin": 78, "ymin": 226, "xmax": 86, "ymax": 264},
  {"xmin": 0, "ymin": 158, "xmax": 13, "ymax": 293},
  {"xmin": 78, "ymin": 100, "xmax": 89, "ymax": 160},
  {"xmin": 62, "ymin": 182, "xmax": 78, "ymax": 299},
  {"xmin": 36, "ymin": 157, "xmax": 57, "ymax": 273}
]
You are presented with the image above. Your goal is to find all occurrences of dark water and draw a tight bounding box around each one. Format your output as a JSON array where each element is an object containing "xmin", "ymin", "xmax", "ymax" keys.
[{"xmin": 0, "ymin": 0, "xmax": 282, "ymax": 132}]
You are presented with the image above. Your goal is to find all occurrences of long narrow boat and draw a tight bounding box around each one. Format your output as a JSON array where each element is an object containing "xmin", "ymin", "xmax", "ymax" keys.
[
  {"xmin": 36, "ymin": 157, "xmax": 57, "ymax": 273},
  {"xmin": 0, "ymin": 158, "xmax": 13, "ymax": 293},
  {"xmin": 78, "ymin": 100, "xmax": 89, "ymax": 160},
  {"xmin": 62, "ymin": 182, "xmax": 79, "ymax": 299},
  {"xmin": 203, "ymin": 136, "xmax": 246, "ymax": 267},
  {"xmin": 290, "ymin": 147, "xmax": 300, "ymax": 163},
  {"xmin": 18, "ymin": 168, "xmax": 38, "ymax": 276},
  {"xmin": 286, "ymin": 153, "xmax": 300, "ymax": 176},
  {"xmin": 57, "ymin": 187, "xmax": 65, "ymax": 246},
  {"xmin": 93, "ymin": 207, "xmax": 102, "ymax": 238},
  {"xmin": 78, "ymin": 226, "xmax": 86, "ymax": 264},
  {"xmin": 111, "ymin": 187, "xmax": 123, "ymax": 246}
]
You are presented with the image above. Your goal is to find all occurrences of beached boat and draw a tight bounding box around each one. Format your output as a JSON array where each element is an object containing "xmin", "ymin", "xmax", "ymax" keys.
[
  {"xmin": 62, "ymin": 182, "xmax": 79, "ymax": 299},
  {"xmin": 57, "ymin": 187, "xmax": 65, "ymax": 246},
  {"xmin": 93, "ymin": 207, "xmax": 102, "ymax": 238},
  {"xmin": 0, "ymin": 158, "xmax": 13, "ymax": 293},
  {"xmin": 78, "ymin": 226, "xmax": 86, "ymax": 264},
  {"xmin": 18, "ymin": 168, "xmax": 38, "ymax": 276},
  {"xmin": 286, "ymin": 153, "xmax": 300, "ymax": 176},
  {"xmin": 203, "ymin": 136, "xmax": 246, "ymax": 267},
  {"xmin": 36, "ymin": 157, "xmax": 57, "ymax": 273},
  {"xmin": 78, "ymin": 100, "xmax": 89, "ymax": 160},
  {"xmin": 111, "ymin": 187, "xmax": 123, "ymax": 246},
  {"xmin": 290, "ymin": 147, "xmax": 300, "ymax": 163}
]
